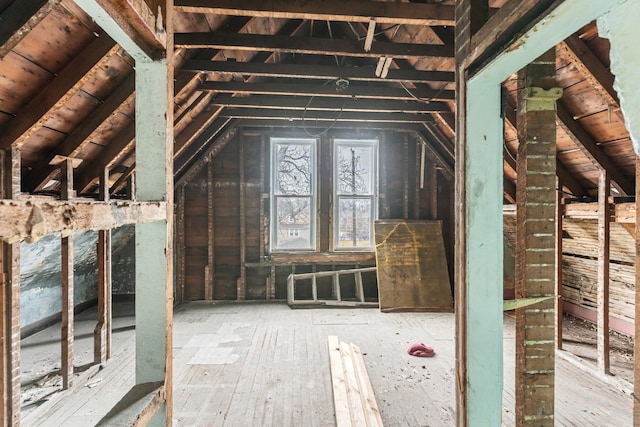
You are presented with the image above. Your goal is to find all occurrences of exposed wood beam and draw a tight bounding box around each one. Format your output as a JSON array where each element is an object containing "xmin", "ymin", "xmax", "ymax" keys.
[
  {"xmin": 504, "ymin": 97, "xmax": 585, "ymax": 197},
  {"xmin": 76, "ymin": 122, "xmax": 135, "ymax": 194},
  {"xmin": 560, "ymin": 34, "xmax": 618, "ymax": 106},
  {"xmin": 466, "ymin": 0, "xmax": 558, "ymax": 72},
  {"xmin": 0, "ymin": 34, "xmax": 117, "ymax": 150},
  {"xmin": 175, "ymin": 122, "xmax": 238, "ymax": 187},
  {"xmin": 182, "ymin": 59, "xmax": 455, "ymax": 83},
  {"xmin": 94, "ymin": 168, "xmax": 112, "ymax": 364},
  {"xmin": 554, "ymin": 159, "xmax": 585, "ymax": 198},
  {"xmin": 175, "ymin": 104, "xmax": 223, "ymax": 158},
  {"xmin": 503, "ymin": 177, "xmax": 516, "ymax": 203},
  {"xmin": 200, "ymin": 81, "xmax": 455, "ymax": 100},
  {"xmin": 26, "ymin": 72, "xmax": 136, "ymax": 192},
  {"xmin": 556, "ymin": 176, "xmax": 563, "ymax": 349},
  {"xmin": 73, "ymin": 0, "xmax": 165, "ymax": 61},
  {"xmin": 1, "ymin": 148, "xmax": 21, "ymax": 425},
  {"xmin": 175, "ymin": 32, "xmax": 454, "ymax": 59},
  {"xmin": 211, "ymin": 94, "xmax": 450, "ymax": 113},
  {"xmin": 635, "ymin": 157, "xmax": 640, "ymax": 424},
  {"xmin": 597, "ymin": 170, "xmax": 610, "ymax": 375},
  {"xmin": 236, "ymin": 119, "xmax": 423, "ymax": 132},
  {"xmin": 556, "ymin": 101, "xmax": 633, "ymax": 195},
  {"xmin": 219, "ymin": 108, "xmax": 433, "ymax": 123},
  {"xmin": 174, "ymin": 0, "xmax": 455, "ymax": 26},
  {"xmin": 0, "ymin": 200, "xmax": 166, "ymax": 243},
  {"xmin": 0, "ymin": 0, "xmax": 60, "ymax": 59},
  {"xmin": 413, "ymin": 132, "xmax": 453, "ymax": 180}
]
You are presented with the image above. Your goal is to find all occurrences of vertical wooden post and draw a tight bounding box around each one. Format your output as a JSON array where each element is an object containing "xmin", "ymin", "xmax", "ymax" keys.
[
  {"xmin": 134, "ymin": 57, "xmax": 174, "ymax": 424},
  {"xmin": 555, "ymin": 177, "xmax": 563, "ymax": 349},
  {"xmin": 206, "ymin": 157, "xmax": 214, "ymax": 300},
  {"xmin": 634, "ymin": 156, "xmax": 640, "ymax": 425},
  {"xmin": 514, "ymin": 49, "xmax": 558, "ymax": 427},
  {"xmin": 95, "ymin": 166, "xmax": 112, "ymax": 364},
  {"xmin": 259, "ymin": 134, "xmax": 266, "ymax": 262},
  {"xmin": 1, "ymin": 147, "xmax": 21, "ymax": 425},
  {"xmin": 402, "ymin": 134, "xmax": 409, "ymax": 219},
  {"xmin": 379, "ymin": 132, "xmax": 389, "ymax": 219},
  {"xmin": 414, "ymin": 140, "xmax": 421, "ymax": 219},
  {"xmin": 176, "ymin": 185, "xmax": 186, "ymax": 304},
  {"xmin": 597, "ymin": 170, "xmax": 610, "ymax": 374},
  {"xmin": 455, "ymin": 1, "xmax": 491, "ymax": 424},
  {"xmin": 238, "ymin": 131, "xmax": 246, "ymax": 301},
  {"xmin": 430, "ymin": 165, "xmax": 438, "ymax": 220},
  {"xmin": 60, "ymin": 157, "xmax": 75, "ymax": 389}
]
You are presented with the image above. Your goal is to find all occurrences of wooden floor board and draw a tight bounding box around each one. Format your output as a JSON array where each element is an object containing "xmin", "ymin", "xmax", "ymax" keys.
[{"xmin": 22, "ymin": 302, "xmax": 632, "ymax": 426}]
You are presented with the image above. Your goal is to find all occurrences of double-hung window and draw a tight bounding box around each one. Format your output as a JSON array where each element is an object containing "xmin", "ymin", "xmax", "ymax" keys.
[
  {"xmin": 334, "ymin": 139, "xmax": 378, "ymax": 251},
  {"xmin": 271, "ymin": 138, "xmax": 316, "ymax": 251}
]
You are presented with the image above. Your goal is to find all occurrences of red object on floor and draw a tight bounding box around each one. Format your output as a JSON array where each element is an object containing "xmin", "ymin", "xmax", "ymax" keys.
[{"xmin": 407, "ymin": 343, "xmax": 435, "ymax": 357}]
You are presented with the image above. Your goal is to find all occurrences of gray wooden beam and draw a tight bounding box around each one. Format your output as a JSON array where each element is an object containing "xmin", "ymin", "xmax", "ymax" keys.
[
  {"xmin": 183, "ymin": 59, "xmax": 454, "ymax": 83},
  {"xmin": 175, "ymin": 32, "xmax": 454, "ymax": 59},
  {"xmin": 174, "ymin": 0, "xmax": 455, "ymax": 26},
  {"xmin": 211, "ymin": 94, "xmax": 450, "ymax": 113},
  {"xmin": 200, "ymin": 81, "xmax": 454, "ymax": 100},
  {"xmin": 556, "ymin": 101, "xmax": 633, "ymax": 195}
]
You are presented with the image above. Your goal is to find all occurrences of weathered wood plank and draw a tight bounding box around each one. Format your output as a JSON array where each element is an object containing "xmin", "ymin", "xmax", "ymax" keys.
[
  {"xmin": 0, "ymin": 0, "xmax": 60, "ymax": 59},
  {"xmin": 200, "ymin": 81, "xmax": 454, "ymax": 101},
  {"xmin": 175, "ymin": 0, "xmax": 455, "ymax": 26},
  {"xmin": 211, "ymin": 94, "xmax": 450, "ymax": 113},
  {"xmin": 220, "ymin": 109, "xmax": 434, "ymax": 123},
  {"xmin": 176, "ymin": 32, "xmax": 453, "ymax": 59},
  {"xmin": 328, "ymin": 336, "xmax": 352, "ymax": 427},
  {"xmin": 556, "ymin": 101, "xmax": 633, "ymax": 196},
  {"xmin": 0, "ymin": 33, "xmax": 117, "ymax": 150},
  {"xmin": 0, "ymin": 200, "xmax": 166, "ymax": 243},
  {"xmin": 597, "ymin": 171, "xmax": 610, "ymax": 374},
  {"xmin": 183, "ymin": 60, "xmax": 454, "ymax": 83}
]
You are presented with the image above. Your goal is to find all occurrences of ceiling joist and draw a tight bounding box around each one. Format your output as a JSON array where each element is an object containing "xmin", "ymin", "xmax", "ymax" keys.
[
  {"xmin": 200, "ymin": 81, "xmax": 454, "ymax": 100},
  {"xmin": 210, "ymin": 94, "xmax": 450, "ymax": 113},
  {"xmin": 175, "ymin": 32, "xmax": 454, "ymax": 59},
  {"xmin": 556, "ymin": 101, "xmax": 633, "ymax": 196},
  {"xmin": 0, "ymin": 0, "xmax": 60, "ymax": 59},
  {"xmin": 174, "ymin": 0, "xmax": 455, "ymax": 27},
  {"xmin": 219, "ymin": 108, "xmax": 432, "ymax": 123},
  {"xmin": 182, "ymin": 59, "xmax": 455, "ymax": 83}
]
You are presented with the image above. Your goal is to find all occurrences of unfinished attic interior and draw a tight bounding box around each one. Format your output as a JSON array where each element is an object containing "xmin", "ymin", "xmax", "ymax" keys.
[{"xmin": 2, "ymin": 0, "xmax": 640, "ymax": 425}]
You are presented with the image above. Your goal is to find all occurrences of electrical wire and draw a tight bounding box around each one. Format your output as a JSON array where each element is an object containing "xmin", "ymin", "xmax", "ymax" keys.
[
  {"xmin": 301, "ymin": 94, "xmax": 346, "ymax": 137},
  {"xmin": 399, "ymin": 81, "xmax": 447, "ymax": 104}
]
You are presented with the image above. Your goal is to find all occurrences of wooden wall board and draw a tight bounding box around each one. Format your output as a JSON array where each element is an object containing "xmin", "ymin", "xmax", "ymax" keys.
[{"xmin": 374, "ymin": 219, "xmax": 453, "ymax": 312}]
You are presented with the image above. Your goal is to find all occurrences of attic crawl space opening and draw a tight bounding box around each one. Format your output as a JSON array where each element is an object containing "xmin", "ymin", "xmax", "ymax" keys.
[{"xmin": 457, "ymin": 0, "xmax": 640, "ymax": 425}]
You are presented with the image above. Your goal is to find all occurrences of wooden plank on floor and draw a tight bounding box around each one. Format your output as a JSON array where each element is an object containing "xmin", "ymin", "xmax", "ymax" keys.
[
  {"xmin": 328, "ymin": 336, "xmax": 352, "ymax": 427},
  {"xmin": 350, "ymin": 343, "xmax": 383, "ymax": 427}
]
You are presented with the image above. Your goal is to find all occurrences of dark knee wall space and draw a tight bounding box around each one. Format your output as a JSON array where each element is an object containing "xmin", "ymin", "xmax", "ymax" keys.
[{"xmin": 20, "ymin": 225, "xmax": 136, "ymax": 336}]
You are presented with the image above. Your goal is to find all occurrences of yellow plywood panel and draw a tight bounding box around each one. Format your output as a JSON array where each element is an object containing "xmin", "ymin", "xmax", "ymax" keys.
[{"xmin": 374, "ymin": 220, "xmax": 453, "ymax": 312}]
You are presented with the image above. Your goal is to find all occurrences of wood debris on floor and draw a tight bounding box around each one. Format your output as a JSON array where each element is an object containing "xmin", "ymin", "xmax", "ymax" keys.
[{"xmin": 328, "ymin": 336, "xmax": 383, "ymax": 427}]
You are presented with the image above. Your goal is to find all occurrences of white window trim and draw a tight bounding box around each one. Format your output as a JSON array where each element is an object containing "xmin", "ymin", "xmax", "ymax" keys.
[
  {"xmin": 270, "ymin": 137, "xmax": 317, "ymax": 252},
  {"xmin": 332, "ymin": 138, "xmax": 378, "ymax": 252}
]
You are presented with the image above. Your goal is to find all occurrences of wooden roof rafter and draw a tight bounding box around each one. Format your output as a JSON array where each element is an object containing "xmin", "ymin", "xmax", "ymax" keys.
[
  {"xmin": 556, "ymin": 100, "xmax": 633, "ymax": 196},
  {"xmin": 174, "ymin": 32, "xmax": 454, "ymax": 59},
  {"xmin": 182, "ymin": 59, "xmax": 455, "ymax": 83},
  {"xmin": 174, "ymin": 0, "xmax": 456, "ymax": 27},
  {"xmin": 0, "ymin": 0, "xmax": 60, "ymax": 59},
  {"xmin": 0, "ymin": 32, "xmax": 118, "ymax": 151}
]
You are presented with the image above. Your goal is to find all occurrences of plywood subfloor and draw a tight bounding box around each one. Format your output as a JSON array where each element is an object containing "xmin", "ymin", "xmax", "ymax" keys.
[{"xmin": 24, "ymin": 302, "xmax": 632, "ymax": 426}]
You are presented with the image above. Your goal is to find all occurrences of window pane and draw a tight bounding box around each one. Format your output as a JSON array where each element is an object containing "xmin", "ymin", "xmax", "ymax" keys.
[
  {"xmin": 337, "ymin": 198, "xmax": 372, "ymax": 248},
  {"xmin": 275, "ymin": 143, "xmax": 312, "ymax": 195},
  {"xmin": 336, "ymin": 145, "xmax": 373, "ymax": 195},
  {"xmin": 275, "ymin": 197, "xmax": 312, "ymax": 249}
]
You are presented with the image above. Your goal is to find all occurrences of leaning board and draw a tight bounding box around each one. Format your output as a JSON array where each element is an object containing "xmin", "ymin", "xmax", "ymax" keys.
[{"xmin": 374, "ymin": 220, "xmax": 453, "ymax": 312}]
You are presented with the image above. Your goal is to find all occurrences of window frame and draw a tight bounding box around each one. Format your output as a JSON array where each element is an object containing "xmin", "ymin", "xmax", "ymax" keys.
[
  {"xmin": 332, "ymin": 138, "xmax": 379, "ymax": 252},
  {"xmin": 269, "ymin": 137, "xmax": 318, "ymax": 252}
]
